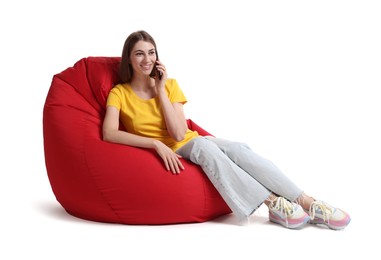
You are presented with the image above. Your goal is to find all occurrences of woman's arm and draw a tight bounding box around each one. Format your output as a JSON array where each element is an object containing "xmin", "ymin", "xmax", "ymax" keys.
[
  {"xmin": 103, "ymin": 105, "xmax": 155, "ymax": 148},
  {"xmin": 102, "ymin": 105, "xmax": 184, "ymax": 174},
  {"xmin": 157, "ymin": 93, "xmax": 188, "ymax": 141},
  {"xmin": 154, "ymin": 61, "xmax": 188, "ymax": 141}
]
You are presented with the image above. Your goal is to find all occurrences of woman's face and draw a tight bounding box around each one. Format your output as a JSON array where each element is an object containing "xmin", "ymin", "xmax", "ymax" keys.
[{"xmin": 129, "ymin": 40, "xmax": 157, "ymax": 77}]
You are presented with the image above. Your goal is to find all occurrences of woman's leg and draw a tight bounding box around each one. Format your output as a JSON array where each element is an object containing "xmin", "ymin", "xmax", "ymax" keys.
[
  {"xmin": 204, "ymin": 136, "xmax": 303, "ymax": 202},
  {"xmin": 176, "ymin": 137, "xmax": 271, "ymax": 221},
  {"xmin": 203, "ymin": 137, "xmax": 350, "ymax": 229}
]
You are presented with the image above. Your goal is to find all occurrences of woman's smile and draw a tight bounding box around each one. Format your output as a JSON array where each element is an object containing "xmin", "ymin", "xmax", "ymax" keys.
[{"xmin": 141, "ymin": 63, "xmax": 153, "ymax": 72}]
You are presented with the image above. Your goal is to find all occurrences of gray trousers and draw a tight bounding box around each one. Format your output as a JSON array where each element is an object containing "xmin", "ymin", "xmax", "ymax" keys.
[{"xmin": 176, "ymin": 136, "xmax": 303, "ymax": 220}]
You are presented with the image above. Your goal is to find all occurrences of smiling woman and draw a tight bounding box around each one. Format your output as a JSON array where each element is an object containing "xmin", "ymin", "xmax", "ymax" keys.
[{"xmin": 100, "ymin": 30, "xmax": 351, "ymax": 229}]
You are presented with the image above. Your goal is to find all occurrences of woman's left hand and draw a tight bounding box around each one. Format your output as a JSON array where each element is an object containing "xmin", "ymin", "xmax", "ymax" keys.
[{"xmin": 153, "ymin": 140, "xmax": 184, "ymax": 174}]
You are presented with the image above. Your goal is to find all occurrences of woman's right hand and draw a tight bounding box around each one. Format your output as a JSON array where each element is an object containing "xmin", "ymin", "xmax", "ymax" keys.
[{"xmin": 153, "ymin": 140, "xmax": 184, "ymax": 174}]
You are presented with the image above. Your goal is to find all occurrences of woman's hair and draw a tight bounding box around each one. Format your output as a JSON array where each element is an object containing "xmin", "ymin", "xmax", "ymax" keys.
[{"xmin": 120, "ymin": 30, "xmax": 157, "ymax": 83}]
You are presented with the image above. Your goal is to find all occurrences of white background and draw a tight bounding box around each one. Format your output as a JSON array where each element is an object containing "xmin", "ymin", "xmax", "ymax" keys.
[{"xmin": 1, "ymin": 0, "xmax": 380, "ymax": 259}]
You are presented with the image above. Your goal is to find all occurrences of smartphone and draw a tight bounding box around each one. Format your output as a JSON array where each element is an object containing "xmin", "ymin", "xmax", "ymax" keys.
[{"xmin": 149, "ymin": 50, "xmax": 162, "ymax": 80}]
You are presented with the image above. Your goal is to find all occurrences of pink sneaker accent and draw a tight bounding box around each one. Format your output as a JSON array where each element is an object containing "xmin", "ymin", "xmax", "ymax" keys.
[{"xmin": 308, "ymin": 201, "xmax": 351, "ymax": 230}]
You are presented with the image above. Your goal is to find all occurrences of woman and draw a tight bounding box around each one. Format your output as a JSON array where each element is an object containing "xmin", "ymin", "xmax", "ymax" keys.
[{"xmin": 102, "ymin": 30, "xmax": 350, "ymax": 229}]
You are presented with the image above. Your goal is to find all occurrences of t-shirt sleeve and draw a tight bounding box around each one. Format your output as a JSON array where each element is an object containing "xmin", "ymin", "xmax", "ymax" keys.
[
  {"xmin": 106, "ymin": 86, "xmax": 122, "ymax": 110},
  {"xmin": 167, "ymin": 79, "xmax": 187, "ymax": 104}
]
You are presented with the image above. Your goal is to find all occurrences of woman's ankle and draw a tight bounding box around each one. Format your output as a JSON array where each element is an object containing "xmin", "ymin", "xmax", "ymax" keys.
[
  {"xmin": 295, "ymin": 192, "xmax": 315, "ymax": 211},
  {"xmin": 264, "ymin": 193, "xmax": 278, "ymax": 207}
]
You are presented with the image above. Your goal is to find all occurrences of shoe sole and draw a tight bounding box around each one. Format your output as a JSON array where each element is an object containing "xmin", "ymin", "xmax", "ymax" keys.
[
  {"xmin": 309, "ymin": 216, "xmax": 351, "ymax": 230},
  {"xmin": 269, "ymin": 213, "xmax": 310, "ymax": 229}
]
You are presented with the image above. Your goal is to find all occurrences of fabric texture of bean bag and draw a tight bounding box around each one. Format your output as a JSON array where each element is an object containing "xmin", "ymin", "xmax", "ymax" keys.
[{"xmin": 43, "ymin": 56, "xmax": 231, "ymax": 224}]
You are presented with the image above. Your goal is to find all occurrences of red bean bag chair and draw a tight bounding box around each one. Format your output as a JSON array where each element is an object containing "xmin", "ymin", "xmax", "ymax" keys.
[{"xmin": 43, "ymin": 56, "xmax": 231, "ymax": 224}]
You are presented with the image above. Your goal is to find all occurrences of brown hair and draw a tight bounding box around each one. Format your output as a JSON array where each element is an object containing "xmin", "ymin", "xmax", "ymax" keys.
[{"xmin": 119, "ymin": 30, "xmax": 157, "ymax": 83}]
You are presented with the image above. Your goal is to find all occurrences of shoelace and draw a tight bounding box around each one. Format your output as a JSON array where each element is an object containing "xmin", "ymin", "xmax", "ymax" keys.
[
  {"xmin": 309, "ymin": 201, "xmax": 333, "ymax": 222},
  {"xmin": 270, "ymin": 197, "xmax": 296, "ymax": 217}
]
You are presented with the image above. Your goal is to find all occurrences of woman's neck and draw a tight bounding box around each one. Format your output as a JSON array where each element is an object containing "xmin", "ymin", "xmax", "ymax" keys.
[
  {"xmin": 130, "ymin": 75, "xmax": 154, "ymax": 91},
  {"xmin": 129, "ymin": 76, "xmax": 157, "ymax": 100}
]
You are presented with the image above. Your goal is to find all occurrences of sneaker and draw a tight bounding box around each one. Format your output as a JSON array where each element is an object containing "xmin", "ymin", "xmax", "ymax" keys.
[
  {"xmin": 269, "ymin": 197, "xmax": 310, "ymax": 229},
  {"xmin": 308, "ymin": 200, "xmax": 351, "ymax": 230}
]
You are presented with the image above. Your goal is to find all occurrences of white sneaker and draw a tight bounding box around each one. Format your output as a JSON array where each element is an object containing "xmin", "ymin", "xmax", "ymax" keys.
[
  {"xmin": 269, "ymin": 197, "xmax": 310, "ymax": 229},
  {"xmin": 308, "ymin": 201, "xmax": 351, "ymax": 230}
]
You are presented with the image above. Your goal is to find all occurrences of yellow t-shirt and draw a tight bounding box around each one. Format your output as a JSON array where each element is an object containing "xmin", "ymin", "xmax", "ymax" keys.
[{"xmin": 106, "ymin": 78, "xmax": 199, "ymax": 151}]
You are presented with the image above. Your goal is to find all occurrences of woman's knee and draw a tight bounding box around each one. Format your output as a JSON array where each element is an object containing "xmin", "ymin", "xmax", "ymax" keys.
[
  {"xmin": 226, "ymin": 141, "xmax": 251, "ymax": 154},
  {"xmin": 189, "ymin": 137, "xmax": 220, "ymax": 160}
]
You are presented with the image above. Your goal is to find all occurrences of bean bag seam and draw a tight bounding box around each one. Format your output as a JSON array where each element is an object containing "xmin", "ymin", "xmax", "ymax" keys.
[
  {"xmin": 84, "ymin": 57, "xmax": 109, "ymax": 112},
  {"xmin": 83, "ymin": 57, "xmax": 125, "ymax": 222},
  {"xmin": 201, "ymin": 174, "xmax": 208, "ymax": 219},
  {"xmin": 82, "ymin": 110, "xmax": 124, "ymax": 223},
  {"xmin": 55, "ymin": 67, "xmax": 101, "ymax": 117}
]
